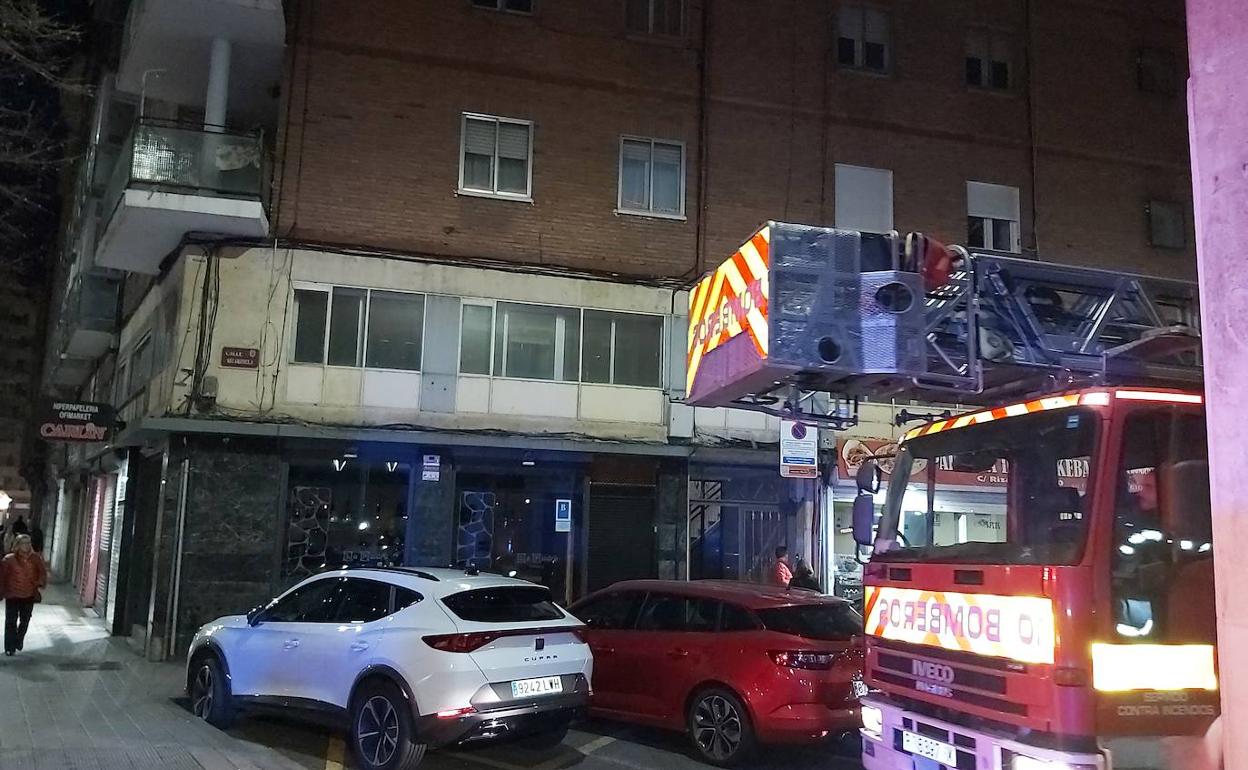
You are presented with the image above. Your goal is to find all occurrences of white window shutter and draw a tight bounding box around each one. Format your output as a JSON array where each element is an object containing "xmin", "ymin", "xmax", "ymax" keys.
[
  {"xmin": 839, "ymin": 4, "xmax": 864, "ymax": 39},
  {"xmin": 834, "ymin": 164, "xmax": 894, "ymax": 233},
  {"xmin": 651, "ymin": 142, "xmax": 682, "ymax": 168},
  {"xmin": 497, "ymin": 122, "xmax": 530, "ymax": 160},
  {"xmin": 864, "ymin": 7, "xmax": 888, "ymax": 44},
  {"xmin": 464, "ymin": 118, "xmax": 496, "ymax": 155},
  {"xmin": 967, "ymin": 181, "xmax": 1020, "ymax": 222}
]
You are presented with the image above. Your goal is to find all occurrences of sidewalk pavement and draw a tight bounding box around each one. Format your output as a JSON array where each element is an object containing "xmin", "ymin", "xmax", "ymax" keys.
[{"xmin": 0, "ymin": 582, "xmax": 308, "ymax": 770}]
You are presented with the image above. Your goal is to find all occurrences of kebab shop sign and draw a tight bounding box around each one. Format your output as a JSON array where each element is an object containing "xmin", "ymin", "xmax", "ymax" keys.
[
  {"xmin": 838, "ymin": 437, "xmax": 1089, "ymax": 490},
  {"xmin": 865, "ymin": 586, "xmax": 1056, "ymax": 665}
]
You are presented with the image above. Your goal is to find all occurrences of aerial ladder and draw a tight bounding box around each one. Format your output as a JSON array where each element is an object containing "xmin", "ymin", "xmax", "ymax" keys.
[{"xmin": 686, "ymin": 223, "xmax": 1213, "ymax": 770}]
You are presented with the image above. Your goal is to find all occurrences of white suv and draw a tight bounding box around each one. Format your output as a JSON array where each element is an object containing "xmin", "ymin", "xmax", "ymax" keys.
[{"xmin": 185, "ymin": 567, "xmax": 593, "ymax": 770}]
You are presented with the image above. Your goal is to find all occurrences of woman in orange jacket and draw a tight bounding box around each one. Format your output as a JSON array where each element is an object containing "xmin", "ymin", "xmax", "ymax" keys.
[{"xmin": 2, "ymin": 534, "xmax": 47, "ymax": 656}]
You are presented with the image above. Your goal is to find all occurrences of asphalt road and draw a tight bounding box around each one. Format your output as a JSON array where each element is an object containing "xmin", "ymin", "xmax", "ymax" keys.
[{"xmin": 225, "ymin": 714, "xmax": 866, "ymax": 770}]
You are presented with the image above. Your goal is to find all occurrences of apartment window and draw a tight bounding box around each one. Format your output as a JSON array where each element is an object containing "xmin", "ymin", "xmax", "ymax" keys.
[
  {"xmin": 114, "ymin": 361, "xmax": 128, "ymax": 405},
  {"xmin": 293, "ymin": 289, "xmax": 329, "ymax": 364},
  {"xmin": 327, "ymin": 287, "xmax": 365, "ymax": 367},
  {"xmin": 129, "ymin": 334, "xmax": 153, "ymax": 395},
  {"xmin": 1147, "ymin": 200, "xmax": 1186, "ymax": 249},
  {"xmin": 834, "ymin": 164, "xmax": 893, "ymax": 233},
  {"xmin": 460, "ymin": 304, "xmax": 495, "ymax": 375},
  {"xmin": 460, "ymin": 114, "xmax": 533, "ymax": 199},
  {"xmin": 493, "ymin": 302, "xmax": 580, "ymax": 381},
  {"xmin": 1137, "ymin": 48, "xmax": 1177, "ymax": 96},
  {"xmin": 967, "ymin": 181, "xmax": 1020, "ymax": 252},
  {"xmin": 966, "ymin": 30, "xmax": 1013, "ymax": 91},
  {"xmin": 471, "ymin": 0, "xmax": 533, "ymax": 13},
  {"xmin": 366, "ymin": 291, "xmax": 425, "ymax": 370},
  {"xmin": 626, "ymin": 0, "xmax": 684, "ymax": 37},
  {"xmin": 837, "ymin": 4, "xmax": 890, "ymax": 73},
  {"xmin": 618, "ymin": 138, "xmax": 685, "ymax": 218},
  {"xmin": 291, "ymin": 286, "xmax": 425, "ymax": 371},
  {"xmin": 583, "ymin": 311, "xmax": 664, "ymax": 387}
]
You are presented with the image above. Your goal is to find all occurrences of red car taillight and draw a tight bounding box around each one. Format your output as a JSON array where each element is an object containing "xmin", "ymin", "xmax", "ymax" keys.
[
  {"xmin": 422, "ymin": 632, "xmax": 503, "ymax": 653},
  {"xmin": 769, "ymin": 650, "xmax": 835, "ymax": 670}
]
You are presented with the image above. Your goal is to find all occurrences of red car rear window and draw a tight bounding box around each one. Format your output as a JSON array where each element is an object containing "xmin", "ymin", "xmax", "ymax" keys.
[{"xmin": 756, "ymin": 603, "xmax": 861, "ymax": 641}]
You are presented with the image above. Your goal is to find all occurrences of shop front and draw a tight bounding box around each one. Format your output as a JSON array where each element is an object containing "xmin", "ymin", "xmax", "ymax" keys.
[{"xmin": 117, "ymin": 432, "xmax": 687, "ymax": 658}]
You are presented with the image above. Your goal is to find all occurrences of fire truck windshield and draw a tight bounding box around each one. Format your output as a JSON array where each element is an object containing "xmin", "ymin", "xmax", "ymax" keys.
[{"xmin": 873, "ymin": 408, "xmax": 1099, "ymax": 565}]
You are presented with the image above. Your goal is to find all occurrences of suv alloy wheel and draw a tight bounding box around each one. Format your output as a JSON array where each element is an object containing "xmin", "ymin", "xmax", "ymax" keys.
[
  {"xmin": 351, "ymin": 679, "xmax": 427, "ymax": 770},
  {"xmin": 189, "ymin": 654, "xmax": 236, "ymax": 729}
]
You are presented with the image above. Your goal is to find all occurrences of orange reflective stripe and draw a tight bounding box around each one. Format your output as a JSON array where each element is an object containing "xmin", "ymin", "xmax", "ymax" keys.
[{"xmin": 900, "ymin": 392, "xmax": 1089, "ymax": 443}]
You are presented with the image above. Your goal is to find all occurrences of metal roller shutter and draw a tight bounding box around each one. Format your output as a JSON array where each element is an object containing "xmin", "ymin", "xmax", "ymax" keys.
[{"xmin": 586, "ymin": 483, "xmax": 657, "ymax": 593}]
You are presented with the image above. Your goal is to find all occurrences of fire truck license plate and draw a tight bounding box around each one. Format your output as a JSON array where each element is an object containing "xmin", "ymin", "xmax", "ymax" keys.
[{"xmin": 902, "ymin": 731, "xmax": 958, "ymax": 767}]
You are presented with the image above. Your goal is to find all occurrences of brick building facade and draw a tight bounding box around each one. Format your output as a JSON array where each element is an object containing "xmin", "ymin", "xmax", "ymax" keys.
[
  {"xmin": 37, "ymin": 0, "xmax": 1197, "ymax": 657},
  {"xmin": 276, "ymin": 0, "xmax": 1194, "ymax": 279}
]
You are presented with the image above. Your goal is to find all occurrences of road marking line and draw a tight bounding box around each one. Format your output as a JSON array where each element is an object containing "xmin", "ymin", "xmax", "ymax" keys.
[
  {"xmin": 324, "ymin": 735, "xmax": 345, "ymax": 770},
  {"xmin": 579, "ymin": 735, "xmax": 617, "ymax": 755},
  {"xmin": 532, "ymin": 734, "xmax": 617, "ymax": 770}
]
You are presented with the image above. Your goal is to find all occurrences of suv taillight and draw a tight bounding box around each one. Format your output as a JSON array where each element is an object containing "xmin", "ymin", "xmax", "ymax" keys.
[
  {"xmin": 422, "ymin": 632, "xmax": 503, "ymax": 653},
  {"xmin": 769, "ymin": 650, "xmax": 834, "ymax": 670}
]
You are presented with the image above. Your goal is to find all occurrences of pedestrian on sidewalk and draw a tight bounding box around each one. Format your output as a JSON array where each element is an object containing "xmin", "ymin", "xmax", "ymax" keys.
[
  {"xmin": 770, "ymin": 545, "xmax": 793, "ymax": 587},
  {"xmin": 788, "ymin": 558, "xmax": 823, "ymax": 593},
  {"xmin": 2, "ymin": 534, "xmax": 46, "ymax": 656},
  {"xmin": 3, "ymin": 515, "xmax": 28, "ymax": 554}
]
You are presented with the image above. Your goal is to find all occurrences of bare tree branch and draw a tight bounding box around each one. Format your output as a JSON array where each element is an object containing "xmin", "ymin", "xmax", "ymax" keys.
[{"xmin": 0, "ymin": 0, "xmax": 83, "ymax": 270}]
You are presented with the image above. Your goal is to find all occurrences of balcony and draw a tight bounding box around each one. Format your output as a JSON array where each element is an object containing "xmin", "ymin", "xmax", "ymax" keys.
[
  {"xmin": 61, "ymin": 272, "xmax": 120, "ymax": 360},
  {"xmin": 45, "ymin": 272, "xmax": 120, "ymax": 389},
  {"xmin": 116, "ymin": 0, "xmax": 284, "ymax": 128},
  {"xmin": 94, "ymin": 119, "xmax": 269, "ymax": 274}
]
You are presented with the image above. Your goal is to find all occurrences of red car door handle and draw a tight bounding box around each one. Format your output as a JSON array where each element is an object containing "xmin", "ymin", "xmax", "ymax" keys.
[
  {"xmin": 592, "ymin": 646, "xmax": 616, "ymax": 655},
  {"xmin": 668, "ymin": 648, "xmax": 689, "ymax": 659}
]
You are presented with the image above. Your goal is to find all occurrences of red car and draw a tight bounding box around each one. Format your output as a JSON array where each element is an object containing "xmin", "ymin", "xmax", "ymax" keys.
[{"xmin": 570, "ymin": 580, "xmax": 865, "ymax": 766}]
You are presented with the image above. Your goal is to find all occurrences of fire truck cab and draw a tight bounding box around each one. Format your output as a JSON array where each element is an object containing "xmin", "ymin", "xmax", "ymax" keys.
[{"xmin": 854, "ymin": 387, "xmax": 1216, "ymax": 770}]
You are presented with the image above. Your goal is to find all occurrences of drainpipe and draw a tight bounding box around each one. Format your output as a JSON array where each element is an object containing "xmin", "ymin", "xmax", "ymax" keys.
[{"xmin": 202, "ymin": 37, "xmax": 233, "ymax": 190}]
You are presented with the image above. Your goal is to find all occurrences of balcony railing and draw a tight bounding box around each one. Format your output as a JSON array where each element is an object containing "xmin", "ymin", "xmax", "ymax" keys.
[{"xmin": 103, "ymin": 118, "xmax": 265, "ymax": 224}]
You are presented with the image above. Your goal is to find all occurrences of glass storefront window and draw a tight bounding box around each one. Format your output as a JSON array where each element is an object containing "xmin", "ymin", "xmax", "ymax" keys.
[
  {"xmin": 285, "ymin": 457, "xmax": 411, "ymax": 579},
  {"xmin": 455, "ymin": 469, "xmax": 581, "ymax": 603}
]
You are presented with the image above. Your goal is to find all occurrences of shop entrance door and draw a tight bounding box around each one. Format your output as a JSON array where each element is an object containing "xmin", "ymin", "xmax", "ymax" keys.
[
  {"xmin": 586, "ymin": 483, "xmax": 656, "ymax": 592},
  {"xmin": 688, "ymin": 466, "xmax": 794, "ymax": 583},
  {"xmin": 79, "ymin": 478, "xmax": 105, "ymax": 607}
]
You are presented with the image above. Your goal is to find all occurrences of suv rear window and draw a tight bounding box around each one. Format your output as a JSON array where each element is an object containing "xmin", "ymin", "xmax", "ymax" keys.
[
  {"xmin": 442, "ymin": 587, "xmax": 565, "ymax": 623},
  {"xmin": 756, "ymin": 603, "xmax": 862, "ymax": 641}
]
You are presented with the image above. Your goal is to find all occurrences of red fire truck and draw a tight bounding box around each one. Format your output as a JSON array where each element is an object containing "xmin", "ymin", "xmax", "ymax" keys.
[{"xmin": 685, "ymin": 223, "xmax": 1215, "ymax": 769}]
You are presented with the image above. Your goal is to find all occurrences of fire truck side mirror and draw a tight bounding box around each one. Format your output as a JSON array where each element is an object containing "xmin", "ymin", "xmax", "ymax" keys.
[
  {"xmin": 856, "ymin": 460, "xmax": 882, "ymax": 494},
  {"xmin": 852, "ymin": 494, "xmax": 876, "ymax": 547}
]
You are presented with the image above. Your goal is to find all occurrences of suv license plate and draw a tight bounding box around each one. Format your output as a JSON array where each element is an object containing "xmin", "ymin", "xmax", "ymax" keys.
[
  {"xmin": 511, "ymin": 676, "xmax": 563, "ymax": 699},
  {"xmin": 901, "ymin": 730, "xmax": 957, "ymax": 767}
]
